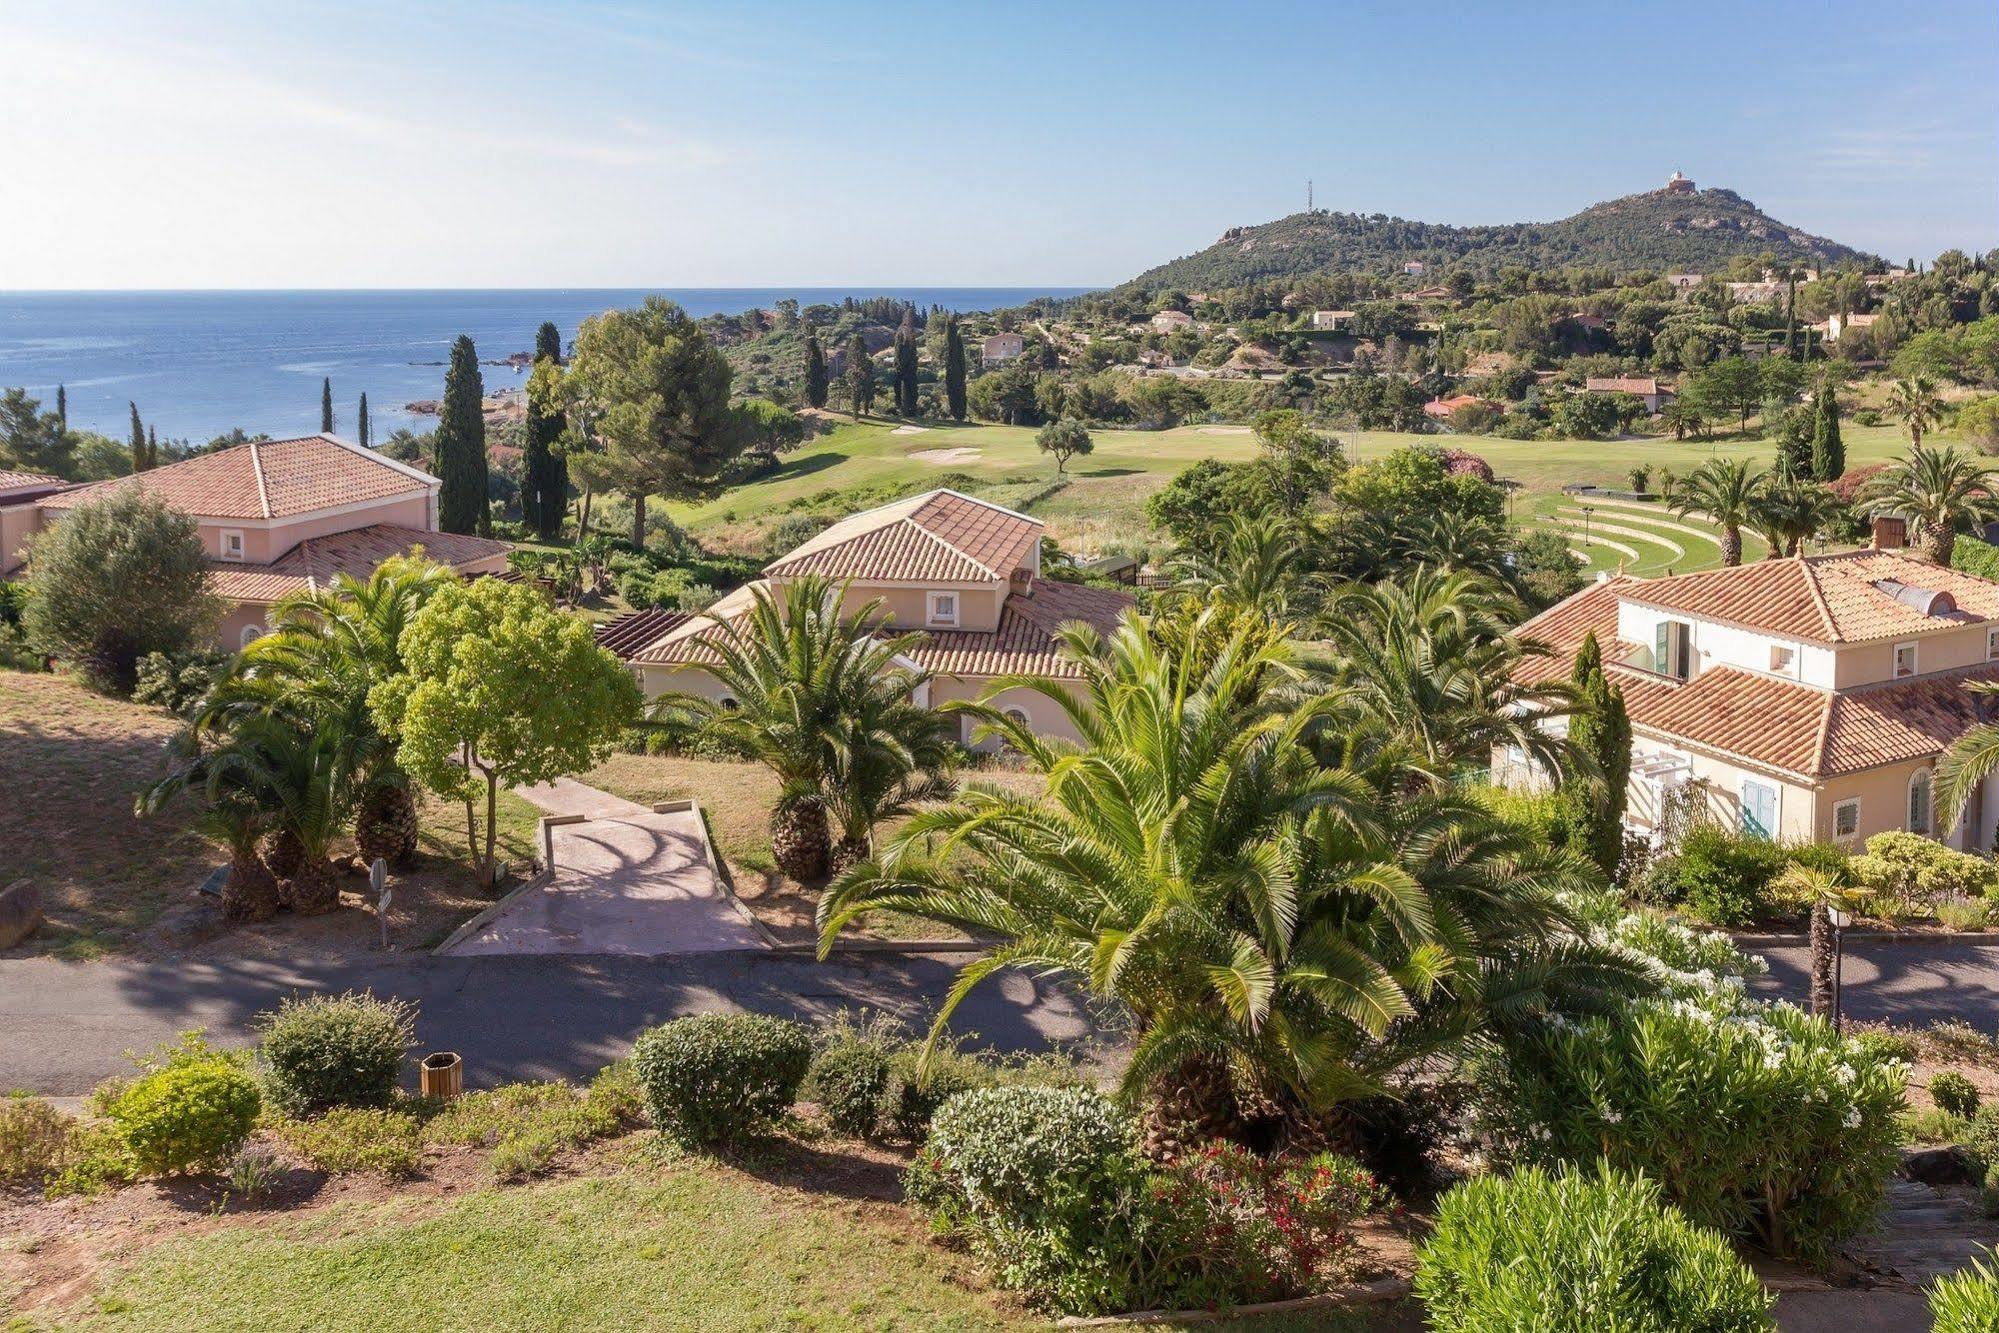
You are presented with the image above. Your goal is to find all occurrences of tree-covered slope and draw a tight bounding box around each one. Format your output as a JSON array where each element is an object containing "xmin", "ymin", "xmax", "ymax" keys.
[{"xmin": 1122, "ymin": 186, "xmax": 1877, "ymax": 291}]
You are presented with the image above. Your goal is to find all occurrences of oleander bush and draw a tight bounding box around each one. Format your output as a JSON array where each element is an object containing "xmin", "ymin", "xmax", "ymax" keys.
[
  {"xmin": 630, "ymin": 1013, "xmax": 812, "ymax": 1147},
  {"xmin": 1931, "ymin": 1251, "xmax": 1999, "ymax": 1333},
  {"xmin": 100, "ymin": 1033, "xmax": 262, "ymax": 1178},
  {"xmin": 1483, "ymin": 988, "xmax": 1905, "ymax": 1262},
  {"xmin": 1933, "ymin": 1071, "xmax": 1983, "ymax": 1118},
  {"xmin": 256, "ymin": 991, "xmax": 417, "ymax": 1117},
  {"xmin": 1414, "ymin": 1163, "xmax": 1774, "ymax": 1332}
]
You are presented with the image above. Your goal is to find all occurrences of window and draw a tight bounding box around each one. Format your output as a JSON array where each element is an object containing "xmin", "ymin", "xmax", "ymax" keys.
[
  {"xmin": 1909, "ymin": 769, "xmax": 1933, "ymax": 835},
  {"xmin": 239, "ymin": 623, "xmax": 265, "ymax": 649},
  {"xmin": 1987, "ymin": 627, "xmax": 1999, "ymax": 661},
  {"xmin": 1768, "ymin": 644, "xmax": 1795, "ymax": 674},
  {"xmin": 1653, "ymin": 619, "xmax": 1692, "ymax": 680},
  {"xmin": 1002, "ymin": 707, "xmax": 1029, "ymax": 727},
  {"xmin": 1895, "ymin": 642, "xmax": 1918, "ymax": 678},
  {"xmin": 1740, "ymin": 779, "xmax": 1778, "ymax": 839},
  {"xmin": 1832, "ymin": 798, "xmax": 1861, "ymax": 841},
  {"xmin": 220, "ymin": 529, "xmax": 245, "ymax": 562},
  {"xmin": 926, "ymin": 591, "xmax": 959, "ymax": 627}
]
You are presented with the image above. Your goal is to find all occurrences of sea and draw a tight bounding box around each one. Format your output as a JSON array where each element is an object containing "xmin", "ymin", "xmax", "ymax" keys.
[{"xmin": 0, "ymin": 288, "xmax": 1091, "ymax": 444}]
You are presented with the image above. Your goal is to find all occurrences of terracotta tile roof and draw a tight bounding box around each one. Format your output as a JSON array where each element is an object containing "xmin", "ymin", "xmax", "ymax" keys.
[
  {"xmin": 597, "ymin": 608, "xmax": 693, "ymax": 658},
  {"xmin": 763, "ymin": 489, "xmax": 1041, "ymax": 584},
  {"xmin": 1627, "ymin": 551, "xmax": 1999, "ymax": 645},
  {"xmin": 38, "ymin": 435, "xmax": 435, "ymax": 520},
  {"xmin": 0, "ymin": 470, "xmax": 68, "ymax": 497},
  {"xmin": 629, "ymin": 578, "xmax": 1134, "ymax": 681},
  {"xmin": 1822, "ymin": 666, "xmax": 1999, "ymax": 775},
  {"xmin": 207, "ymin": 524, "xmax": 512, "ymax": 605},
  {"xmin": 1585, "ymin": 376, "xmax": 1660, "ymax": 395},
  {"xmin": 1511, "ymin": 576, "xmax": 1635, "ymax": 685}
]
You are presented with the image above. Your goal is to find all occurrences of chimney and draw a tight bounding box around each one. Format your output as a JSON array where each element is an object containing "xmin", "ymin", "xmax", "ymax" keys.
[{"xmin": 1872, "ymin": 515, "xmax": 1907, "ymax": 551}]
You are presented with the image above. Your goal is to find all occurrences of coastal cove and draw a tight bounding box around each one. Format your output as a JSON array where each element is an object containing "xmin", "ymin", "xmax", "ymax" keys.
[{"xmin": 0, "ymin": 288, "xmax": 1089, "ymax": 442}]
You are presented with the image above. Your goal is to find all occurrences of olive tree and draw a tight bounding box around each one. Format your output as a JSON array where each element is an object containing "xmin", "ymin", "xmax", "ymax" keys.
[
  {"xmin": 371, "ymin": 578, "xmax": 641, "ymax": 889},
  {"xmin": 23, "ymin": 488, "xmax": 222, "ymax": 694}
]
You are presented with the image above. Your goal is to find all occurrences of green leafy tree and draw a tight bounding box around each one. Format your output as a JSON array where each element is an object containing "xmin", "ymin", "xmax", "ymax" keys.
[
  {"xmin": 1548, "ymin": 633, "xmax": 1630, "ymax": 879},
  {"xmin": 565, "ymin": 298, "xmax": 743, "ymax": 549},
  {"xmin": 1668, "ymin": 458, "xmax": 1765, "ymax": 567},
  {"xmin": 802, "ymin": 331, "xmax": 829, "ymax": 410},
  {"xmin": 22, "ymin": 488, "xmax": 222, "ymax": 693},
  {"xmin": 1035, "ymin": 416, "xmax": 1094, "ymax": 475},
  {"xmin": 943, "ymin": 317, "xmax": 967, "ymax": 420},
  {"xmin": 892, "ymin": 308, "xmax": 919, "ymax": 416},
  {"xmin": 435, "ymin": 335, "xmax": 488, "ymax": 535},
  {"xmin": 0, "ymin": 389, "xmax": 74, "ymax": 477},
  {"xmin": 371, "ymin": 578, "xmax": 641, "ymax": 889},
  {"xmin": 1554, "ymin": 391, "xmax": 1622, "ymax": 440},
  {"xmin": 320, "ymin": 377, "xmax": 334, "ymax": 434},
  {"xmin": 646, "ymin": 576, "xmax": 944, "ymax": 882},
  {"xmin": 522, "ymin": 320, "xmax": 566, "ymax": 539},
  {"xmin": 844, "ymin": 333, "xmax": 876, "ymax": 419},
  {"xmin": 1684, "ymin": 357, "xmax": 1764, "ymax": 435},
  {"xmin": 1861, "ymin": 444, "xmax": 1999, "ymax": 565}
]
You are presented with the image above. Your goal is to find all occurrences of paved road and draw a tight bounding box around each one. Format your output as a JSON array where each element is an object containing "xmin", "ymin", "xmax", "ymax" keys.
[
  {"xmin": 0, "ymin": 950, "xmax": 1102, "ymax": 1096},
  {"xmin": 1750, "ymin": 935, "xmax": 1999, "ymax": 1028}
]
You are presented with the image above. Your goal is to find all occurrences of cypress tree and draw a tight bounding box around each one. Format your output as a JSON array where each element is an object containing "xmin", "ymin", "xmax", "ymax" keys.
[
  {"xmin": 1551, "ymin": 631, "xmax": 1631, "ymax": 881},
  {"xmin": 802, "ymin": 331, "xmax": 829, "ymax": 409},
  {"xmin": 435, "ymin": 334, "xmax": 488, "ymax": 534},
  {"xmin": 55, "ymin": 384, "xmax": 67, "ymax": 435},
  {"xmin": 944, "ymin": 316, "xmax": 967, "ymax": 421},
  {"xmin": 321, "ymin": 377, "xmax": 334, "ymax": 434},
  {"xmin": 892, "ymin": 308, "xmax": 919, "ymax": 416},
  {"xmin": 146, "ymin": 426, "xmax": 158, "ymax": 471},
  {"xmin": 1810, "ymin": 384, "xmax": 1844, "ymax": 481},
  {"xmin": 522, "ymin": 320, "xmax": 567, "ymax": 540},
  {"xmin": 128, "ymin": 402, "xmax": 147, "ymax": 471},
  {"xmin": 844, "ymin": 333, "xmax": 875, "ymax": 419},
  {"xmin": 358, "ymin": 393, "xmax": 370, "ymax": 448}
]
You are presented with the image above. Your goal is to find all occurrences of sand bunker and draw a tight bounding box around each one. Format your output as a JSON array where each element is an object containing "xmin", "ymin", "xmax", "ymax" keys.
[
  {"xmin": 1195, "ymin": 425, "xmax": 1252, "ymax": 435},
  {"xmin": 909, "ymin": 447, "xmax": 983, "ymax": 464},
  {"xmin": 890, "ymin": 424, "xmax": 931, "ymax": 435}
]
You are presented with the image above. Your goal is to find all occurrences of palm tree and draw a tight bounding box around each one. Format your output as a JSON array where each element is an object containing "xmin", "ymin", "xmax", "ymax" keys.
[
  {"xmin": 1316, "ymin": 567, "xmax": 1583, "ymax": 789},
  {"xmin": 819, "ymin": 607, "xmax": 1644, "ymax": 1146},
  {"xmin": 1936, "ymin": 681, "xmax": 1999, "ymax": 844},
  {"xmin": 1861, "ymin": 444, "xmax": 1999, "ymax": 565},
  {"xmin": 821, "ymin": 687, "xmax": 955, "ymax": 873},
  {"xmin": 138, "ymin": 726, "xmax": 282, "ymax": 921},
  {"xmin": 1886, "ymin": 375, "xmax": 1946, "ymax": 449},
  {"xmin": 1748, "ymin": 477, "xmax": 1841, "ymax": 558},
  {"xmin": 1168, "ymin": 514, "xmax": 1307, "ymax": 617},
  {"xmin": 196, "ymin": 556, "xmax": 452, "ymax": 867},
  {"xmin": 1668, "ymin": 457, "xmax": 1764, "ymax": 567},
  {"xmin": 647, "ymin": 575, "xmax": 941, "ymax": 882}
]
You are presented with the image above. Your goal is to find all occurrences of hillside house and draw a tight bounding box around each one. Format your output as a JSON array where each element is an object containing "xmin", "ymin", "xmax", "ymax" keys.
[
  {"xmin": 1404, "ymin": 286, "xmax": 1452, "ymax": 301},
  {"xmin": 1402, "ymin": 261, "xmax": 1427, "ymax": 276},
  {"xmin": 1150, "ymin": 310, "xmax": 1194, "ymax": 333},
  {"xmin": 980, "ymin": 332, "xmax": 1025, "ymax": 366},
  {"xmin": 602, "ymin": 489, "xmax": 1134, "ymax": 752},
  {"xmin": 1498, "ymin": 524, "xmax": 1999, "ymax": 850},
  {"xmin": 1311, "ymin": 310, "xmax": 1355, "ymax": 331},
  {"xmin": 5, "ymin": 435, "xmax": 512, "ymax": 648},
  {"xmin": 1664, "ymin": 170, "xmax": 1696, "ymax": 195},
  {"xmin": 1583, "ymin": 376, "xmax": 1670, "ymax": 413},
  {"xmin": 1826, "ymin": 312, "xmax": 1880, "ymax": 342},
  {"xmin": 1423, "ymin": 394, "xmax": 1494, "ymax": 421},
  {"xmin": 1666, "ymin": 274, "xmax": 1704, "ymax": 293}
]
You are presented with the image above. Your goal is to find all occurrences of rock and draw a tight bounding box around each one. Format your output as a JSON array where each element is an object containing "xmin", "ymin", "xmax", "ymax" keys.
[
  {"xmin": 0, "ymin": 879, "xmax": 45, "ymax": 950},
  {"xmin": 1904, "ymin": 1145, "xmax": 1978, "ymax": 1186}
]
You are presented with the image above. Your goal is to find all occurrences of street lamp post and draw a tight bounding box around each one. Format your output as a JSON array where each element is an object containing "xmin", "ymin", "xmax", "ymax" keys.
[
  {"xmin": 1581, "ymin": 505, "xmax": 1595, "ymax": 562},
  {"xmin": 1829, "ymin": 905, "xmax": 1853, "ymax": 1033}
]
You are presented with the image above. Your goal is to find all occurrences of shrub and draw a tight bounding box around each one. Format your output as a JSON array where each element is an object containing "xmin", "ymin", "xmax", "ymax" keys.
[
  {"xmin": 1415, "ymin": 1163, "xmax": 1773, "ymax": 1332},
  {"xmin": 629, "ymin": 1013, "xmax": 812, "ymax": 1146},
  {"xmin": 0, "ymin": 1094, "xmax": 75, "ymax": 1185},
  {"xmin": 1966, "ymin": 1106, "xmax": 1999, "ymax": 1170},
  {"xmin": 271, "ymin": 1106, "xmax": 423, "ymax": 1177},
  {"xmin": 1850, "ymin": 830, "xmax": 1999, "ymax": 912},
  {"xmin": 1940, "ymin": 896, "xmax": 1994, "ymax": 931},
  {"xmin": 1902, "ymin": 1106, "xmax": 1971, "ymax": 1146},
  {"xmin": 1932, "ymin": 1251, "xmax": 1999, "ymax": 1333},
  {"xmin": 130, "ymin": 648, "xmax": 229, "ymax": 712},
  {"xmin": 1933, "ymin": 1071, "xmax": 1983, "ymax": 1119},
  {"xmin": 877, "ymin": 1043, "xmax": 1002, "ymax": 1142},
  {"xmin": 256, "ymin": 991, "xmax": 416, "ymax": 1117},
  {"xmin": 1486, "ymin": 990, "xmax": 1906, "ymax": 1262},
  {"xmin": 101, "ymin": 1033, "xmax": 261, "ymax": 1177},
  {"xmin": 805, "ymin": 1038, "xmax": 894, "ymax": 1138},
  {"xmin": 1671, "ymin": 824, "xmax": 1788, "ymax": 925},
  {"xmin": 422, "ymin": 1072, "xmax": 642, "ymax": 1178},
  {"xmin": 1851, "ymin": 1027, "xmax": 1920, "ymax": 1065}
]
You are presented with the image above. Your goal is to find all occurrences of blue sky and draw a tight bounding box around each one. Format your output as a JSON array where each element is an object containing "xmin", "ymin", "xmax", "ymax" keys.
[{"xmin": 0, "ymin": 0, "xmax": 1993, "ymax": 288}]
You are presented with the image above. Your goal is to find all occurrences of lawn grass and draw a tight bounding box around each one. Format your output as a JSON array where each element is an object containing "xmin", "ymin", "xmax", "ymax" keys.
[
  {"xmin": 59, "ymin": 1160, "xmax": 1402, "ymax": 1332},
  {"xmin": 662, "ymin": 414, "xmax": 1938, "ymax": 569}
]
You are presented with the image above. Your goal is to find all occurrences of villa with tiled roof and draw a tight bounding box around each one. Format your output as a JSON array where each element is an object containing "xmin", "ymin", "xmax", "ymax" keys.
[
  {"xmin": 3, "ymin": 434, "xmax": 512, "ymax": 648},
  {"xmin": 1501, "ymin": 520, "xmax": 1999, "ymax": 849},
  {"xmin": 603, "ymin": 489, "xmax": 1134, "ymax": 750}
]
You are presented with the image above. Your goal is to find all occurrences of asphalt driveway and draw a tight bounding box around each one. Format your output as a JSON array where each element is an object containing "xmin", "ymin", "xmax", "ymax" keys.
[{"xmin": 1749, "ymin": 935, "xmax": 1999, "ymax": 1028}]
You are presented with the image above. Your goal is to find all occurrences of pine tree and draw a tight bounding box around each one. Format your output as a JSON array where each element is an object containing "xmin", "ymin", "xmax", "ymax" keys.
[
  {"xmin": 55, "ymin": 385, "xmax": 67, "ymax": 435},
  {"xmin": 844, "ymin": 334, "xmax": 875, "ymax": 419},
  {"xmin": 128, "ymin": 402, "xmax": 148, "ymax": 471},
  {"xmin": 522, "ymin": 320, "xmax": 567, "ymax": 540},
  {"xmin": 1550, "ymin": 632, "xmax": 1630, "ymax": 880},
  {"xmin": 358, "ymin": 393, "xmax": 370, "ymax": 448},
  {"xmin": 802, "ymin": 332, "xmax": 829, "ymax": 409},
  {"xmin": 944, "ymin": 316, "xmax": 967, "ymax": 421},
  {"xmin": 321, "ymin": 377, "xmax": 334, "ymax": 434},
  {"xmin": 1810, "ymin": 383, "xmax": 1844, "ymax": 481},
  {"xmin": 892, "ymin": 308, "xmax": 919, "ymax": 416},
  {"xmin": 435, "ymin": 335, "xmax": 488, "ymax": 534}
]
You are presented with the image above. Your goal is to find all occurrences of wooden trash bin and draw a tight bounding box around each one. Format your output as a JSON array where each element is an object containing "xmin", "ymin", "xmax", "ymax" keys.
[{"xmin": 419, "ymin": 1051, "xmax": 463, "ymax": 1100}]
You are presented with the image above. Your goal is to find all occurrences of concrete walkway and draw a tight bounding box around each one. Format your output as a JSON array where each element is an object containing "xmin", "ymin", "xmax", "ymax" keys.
[{"xmin": 439, "ymin": 779, "xmax": 767, "ymax": 957}]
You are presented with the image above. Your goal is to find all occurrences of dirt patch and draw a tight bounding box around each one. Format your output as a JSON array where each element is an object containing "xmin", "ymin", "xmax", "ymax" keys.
[
  {"xmin": 908, "ymin": 447, "xmax": 982, "ymax": 464},
  {"xmin": 889, "ymin": 424, "xmax": 931, "ymax": 436}
]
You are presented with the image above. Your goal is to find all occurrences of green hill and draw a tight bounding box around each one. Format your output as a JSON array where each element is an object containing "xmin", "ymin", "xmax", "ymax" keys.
[{"xmin": 1121, "ymin": 182, "xmax": 1877, "ymax": 291}]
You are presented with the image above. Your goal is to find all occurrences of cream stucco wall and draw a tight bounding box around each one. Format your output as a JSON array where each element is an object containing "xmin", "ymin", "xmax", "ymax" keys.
[
  {"xmin": 0, "ymin": 504, "xmax": 40, "ymax": 575},
  {"xmin": 771, "ymin": 579, "xmax": 1006, "ymax": 634},
  {"xmin": 1834, "ymin": 625, "xmax": 1998, "ymax": 688},
  {"xmin": 216, "ymin": 601, "xmax": 275, "ymax": 652},
  {"xmin": 214, "ymin": 492, "xmax": 436, "ymax": 564}
]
